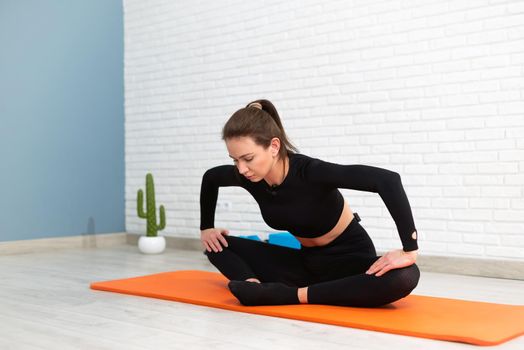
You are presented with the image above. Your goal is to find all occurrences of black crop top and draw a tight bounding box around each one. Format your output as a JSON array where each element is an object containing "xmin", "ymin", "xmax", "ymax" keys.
[{"xmin": 200, "ymin": 153, "xmax": 418, "ymax": 252}]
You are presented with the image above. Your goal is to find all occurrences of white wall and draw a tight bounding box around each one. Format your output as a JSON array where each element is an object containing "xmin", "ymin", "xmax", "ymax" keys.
[{"xmin": 124, "ymin": 0, "xmax": 524, "ymax": 260}]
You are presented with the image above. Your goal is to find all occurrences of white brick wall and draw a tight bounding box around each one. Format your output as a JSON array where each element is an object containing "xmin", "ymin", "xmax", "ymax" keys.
[{"xmin": 124, "ymin": 0, "xmax": 524, "ymax": 260}]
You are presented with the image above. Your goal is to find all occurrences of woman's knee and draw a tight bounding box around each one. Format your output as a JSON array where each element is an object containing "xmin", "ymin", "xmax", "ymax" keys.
[
  {"xmin": 396, "ymin": 263, "xmax": 420, "ymax": 294},
  {"xmin": 203, "ymin": 235, "xmax": 254, "ymax": 262},
  {"xmin": 370, "ymin": 264, "xmax": 420, "ymax": 307},
  {"xmin": 203, "ymin": 245, "xmax": 229, "ymax": 263}
]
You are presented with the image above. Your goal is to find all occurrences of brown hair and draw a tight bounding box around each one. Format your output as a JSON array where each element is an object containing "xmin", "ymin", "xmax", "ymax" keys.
[{"xmin": 221, "ymin": 99, "xmax": 299, "ymax": 161}]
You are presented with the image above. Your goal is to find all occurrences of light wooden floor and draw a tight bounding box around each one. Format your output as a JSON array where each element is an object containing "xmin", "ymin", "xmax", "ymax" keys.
[{"xmin": 1, "ymin": 245, "xmax": 523, "ymax": 350}]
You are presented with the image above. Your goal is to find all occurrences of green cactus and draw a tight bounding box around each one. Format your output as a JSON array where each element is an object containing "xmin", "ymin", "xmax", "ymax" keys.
[{"xmin": 137, "ymin": 173, "xmax": 166, "ymax": 237}]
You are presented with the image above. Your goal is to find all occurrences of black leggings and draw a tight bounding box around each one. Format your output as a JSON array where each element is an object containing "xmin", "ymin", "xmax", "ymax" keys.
[{"xmin": 205, "ymin": 219, "xmax": 420, "ymax": 307}]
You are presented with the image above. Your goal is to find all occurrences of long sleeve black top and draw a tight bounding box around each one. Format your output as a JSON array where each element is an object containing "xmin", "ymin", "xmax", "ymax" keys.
[{"xmin": 200, "ymin": 152, "xmax": 418, "ymax": 252}]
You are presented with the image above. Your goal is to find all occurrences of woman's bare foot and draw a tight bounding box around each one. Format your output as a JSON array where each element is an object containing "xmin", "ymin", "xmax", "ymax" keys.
[{"xmin": 298, "ymin": 287, "xmax": 308, "ymax": 304}]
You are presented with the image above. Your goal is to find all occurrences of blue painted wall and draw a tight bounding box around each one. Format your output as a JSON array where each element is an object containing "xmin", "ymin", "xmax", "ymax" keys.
[{"xmin": 0, "ymin": 0, "xmax": 124, "ymax": 242}]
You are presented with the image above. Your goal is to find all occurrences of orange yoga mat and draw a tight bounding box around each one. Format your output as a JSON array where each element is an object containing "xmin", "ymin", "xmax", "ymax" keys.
[{"xmin": 90, "ymin": 270, "xmax": 524, "ymax": 346}]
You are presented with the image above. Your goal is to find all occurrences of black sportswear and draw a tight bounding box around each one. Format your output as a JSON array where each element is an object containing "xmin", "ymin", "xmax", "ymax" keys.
[
  {"xmin": 205, "ymin": 217, "xmax": 420, "ymax": 307},
  {"xmin": 200, "ymin": 152, "xmax": 418, "ymax": 251}
]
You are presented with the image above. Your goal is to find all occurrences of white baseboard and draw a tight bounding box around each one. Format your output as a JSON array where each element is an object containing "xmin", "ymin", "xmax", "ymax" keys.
[
  {"xmin": 126, "ymin": 232, "xmax": 203, "ymax": 251},
  {"xmin": 413, "ymin": 254, "xmax": 524, "ymax": 280},
  {"xmin": 0, "ymin": 232, "xmax": 127, "ymax": 255},
  {"xmin": 126, "ymin": 233, "xmax": 524, "ymax": 281}
]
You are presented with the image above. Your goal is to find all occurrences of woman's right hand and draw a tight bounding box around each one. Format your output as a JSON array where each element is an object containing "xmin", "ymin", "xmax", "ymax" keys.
[{"xmin": 201, "ymin": 228, "xmax": 230, "ymax": 253}]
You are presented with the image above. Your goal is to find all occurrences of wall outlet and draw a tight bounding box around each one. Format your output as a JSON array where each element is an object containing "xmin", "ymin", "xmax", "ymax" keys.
[{"xmin": 216, "ymin": 200, "xmax": 232, "ymax": 212}]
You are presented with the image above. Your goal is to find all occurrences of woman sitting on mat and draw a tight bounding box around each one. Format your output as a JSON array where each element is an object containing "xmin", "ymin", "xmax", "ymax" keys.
[{"xmin": 200, "ymin": 99, "xmax": 420, "ymax": 307}]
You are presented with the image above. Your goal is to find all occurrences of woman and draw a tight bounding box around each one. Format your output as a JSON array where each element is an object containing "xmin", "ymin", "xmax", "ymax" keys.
[{"xmin": 200, "ymin": 99, "xmax": 420, "ymax": 307}]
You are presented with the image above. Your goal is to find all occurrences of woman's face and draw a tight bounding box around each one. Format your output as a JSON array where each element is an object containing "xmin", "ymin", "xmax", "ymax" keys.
[{"xmin": 226, "ymin": 136, "xmax": 279, "ymax": 181}]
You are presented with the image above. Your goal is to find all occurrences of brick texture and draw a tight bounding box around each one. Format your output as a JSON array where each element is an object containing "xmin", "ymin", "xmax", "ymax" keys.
[{"xmin": 124, "ymin": 0, "xmax": 524, "ymax": 260}]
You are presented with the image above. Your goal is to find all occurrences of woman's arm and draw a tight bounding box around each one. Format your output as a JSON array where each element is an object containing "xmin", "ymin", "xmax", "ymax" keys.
[
  {"xmin": 304, "ymin": 158, "xmax": 418, "ymax": 252},
  {"xmin": 200, "ymin": 165, "xmax": 243, "ymax": 231}
]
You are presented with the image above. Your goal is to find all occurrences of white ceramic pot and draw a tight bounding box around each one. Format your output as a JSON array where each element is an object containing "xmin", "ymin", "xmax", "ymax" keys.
[{"xmin": 138, "ymin": 236, "xmax": 166, "ymax": 254}]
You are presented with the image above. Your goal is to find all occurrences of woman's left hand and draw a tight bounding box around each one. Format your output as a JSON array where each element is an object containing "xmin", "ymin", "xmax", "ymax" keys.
[{"xmin": 366, "ymin": 249, "xmax": 418, "ymax": 277}]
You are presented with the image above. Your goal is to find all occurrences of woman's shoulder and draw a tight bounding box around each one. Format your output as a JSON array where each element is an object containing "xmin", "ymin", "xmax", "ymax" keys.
[
  {"xmin": 289, "ymin": 152, "xmax": 327, "ymax": 178},
  {"xmin": 290, "ymin": 152, "xmax": 314, "ymax": 162},
  {"xmin": 204, "ymin": 163, "xmax": 236, "ymax": 175},
  {"xmin": 290, "ymin": 153, "xmax": 353, "ymax": 178},
  {"xmin": 290, "ymin": 152, "xmax": 323, "ymax": 166},
  {"xmin": 203, "ymin": 164, "xmax": 247, "ymax": 187}
]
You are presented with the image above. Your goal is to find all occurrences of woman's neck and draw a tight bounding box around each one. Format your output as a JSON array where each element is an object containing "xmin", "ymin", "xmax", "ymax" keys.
[{"xmin": 264, "ymin": 155, "xmax": 289, "ymax": 187}]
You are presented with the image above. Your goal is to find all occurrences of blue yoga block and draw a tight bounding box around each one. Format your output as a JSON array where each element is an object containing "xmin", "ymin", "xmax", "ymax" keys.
[
  {"xmin": 268, "ymin": 232, "xmax": 301, "ymax": 249},
  {"xmin": 238, "ymin": 234, "xmax": 262, "ymax": 241}
]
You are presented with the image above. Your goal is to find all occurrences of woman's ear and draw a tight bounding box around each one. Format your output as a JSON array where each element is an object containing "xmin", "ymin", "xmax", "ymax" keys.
[{"xmin": 270, "ymin": 137, "xmax": 281, "ymax": 157}]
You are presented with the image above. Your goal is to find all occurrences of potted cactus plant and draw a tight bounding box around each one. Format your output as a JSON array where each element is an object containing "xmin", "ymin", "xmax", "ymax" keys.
[{"xmin": 137, "ymin": 173, "xmax": 166, "ymax": 254}]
